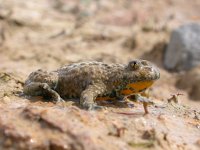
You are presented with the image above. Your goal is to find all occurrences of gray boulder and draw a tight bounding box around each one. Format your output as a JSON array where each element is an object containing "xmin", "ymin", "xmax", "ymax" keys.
[{"xmin": 164, "ymin": 23, "xmax": 200, "ymax": 71}]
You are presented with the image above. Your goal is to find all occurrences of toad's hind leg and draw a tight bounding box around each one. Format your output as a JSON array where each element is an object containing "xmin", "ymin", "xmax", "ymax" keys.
[
  {"xmin": 23, "ymin": 82, "xmax": 64, "ymax": 103},
  {"xmin": 80, "ymin": 83, "xmax": 106, "ymax": 110}
]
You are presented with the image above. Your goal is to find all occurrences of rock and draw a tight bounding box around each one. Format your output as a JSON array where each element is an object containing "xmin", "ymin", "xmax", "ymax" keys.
[
  {"xmin": 164, "ymin": 23, "xmax": 200, "ymax": 71},
  {"xmin": 142, "ymin": 41, "xmax": 167, "ymax": 66},
  {"xmin": 190, "ymin": 83, "xmax": 200, "ymax": 101},
  {"xmin": 0, "ymin": 72, "xmax": 24, "ymax": 98},
  {"xmin": 196, "ymin": 139, "xmax": 200, "ymax": 147},
  {"xmin": 176, "ymin": 66, "xmax": 200, "ymax": 100},
  {"xmin": 122, "ymin": 34, "xmax": 137, "ymax": 50},
  {"xmin": 176, "ymin": 66, "xmax": 200, "ymax": 90}
]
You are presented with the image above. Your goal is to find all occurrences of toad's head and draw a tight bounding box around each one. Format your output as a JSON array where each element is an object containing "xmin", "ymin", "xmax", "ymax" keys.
[{"xmin": 120, "ymin": 60, "xmax": 160, "ymax": 95}]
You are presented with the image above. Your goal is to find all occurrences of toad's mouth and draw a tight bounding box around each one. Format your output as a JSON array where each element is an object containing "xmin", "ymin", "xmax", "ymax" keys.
[{"xmin": 120, "ymin": 81, "xmax": 154, "ymax": 95}]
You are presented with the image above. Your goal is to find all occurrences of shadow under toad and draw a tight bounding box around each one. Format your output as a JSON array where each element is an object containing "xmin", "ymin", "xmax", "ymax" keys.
[{"xmin": 20, "ymin": 92, "xmax": 132, "ymax": 109}]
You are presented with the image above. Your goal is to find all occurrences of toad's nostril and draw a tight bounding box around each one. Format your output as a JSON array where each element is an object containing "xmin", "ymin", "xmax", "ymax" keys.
[
  {"xmin": 144, "ymin": 67, "xmax": 153, "ymax": 72},
  {"xmin": 141, "ymin": 60, "xmax": 149, "ymax": 66}
]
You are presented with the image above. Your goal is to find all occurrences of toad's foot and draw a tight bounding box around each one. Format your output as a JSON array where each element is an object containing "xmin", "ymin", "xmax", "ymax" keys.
[
  {"xmin": 55, "ymin": 97, "xmax": 65, "ymax": 104},
  {"xmin": 82, "ymin": 102, "xmax": 104, "ymax": 110},
  {"xmin": 45, "ymin": 89, "xmax": 64, "ymax": 103}
]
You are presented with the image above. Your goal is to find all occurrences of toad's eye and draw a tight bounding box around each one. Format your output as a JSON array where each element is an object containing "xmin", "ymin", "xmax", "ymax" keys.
[{"xmin": 129, "ymin": 61, "xmax": 140, "ymax": 70}]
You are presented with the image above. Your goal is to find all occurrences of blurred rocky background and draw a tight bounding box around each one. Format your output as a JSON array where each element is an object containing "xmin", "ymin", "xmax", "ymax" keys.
[{"xmin": 0, "ymin": 0, "xmax": 200, "ymax": 150}]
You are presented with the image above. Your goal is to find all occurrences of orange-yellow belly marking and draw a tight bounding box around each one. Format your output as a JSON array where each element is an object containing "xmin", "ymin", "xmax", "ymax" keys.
[
  {"xmin": 96, "ymin": 96, "xmax": 115, "ymax": 101},
  {"xmin": 96, "ymin": 81, "xmax": 154, "ymax": 101},
  {"xmin": 120, "ymin": 81, "xmax": 154, "ymax": 95},
  {"xmin": 120, "ymin": 89, "xmax": 133, "ymax": 95}
]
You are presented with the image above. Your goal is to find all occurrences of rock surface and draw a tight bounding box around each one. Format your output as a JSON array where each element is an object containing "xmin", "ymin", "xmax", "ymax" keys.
[
  {"xmin": 164, "ymin": 23, "xmax": 200, "ymax": 71},
  {"xmin": 0, "ymin": 0, "xmax": 200, "ymax": 150},
  {"xmin": 176, "ymin": 66, "xmax": 200, "ymax": 100}
]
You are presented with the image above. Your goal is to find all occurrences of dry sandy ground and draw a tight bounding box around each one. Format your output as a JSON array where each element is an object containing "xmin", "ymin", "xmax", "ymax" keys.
[{"xmin": 0, "ymin": 0, "xmax": 200, "ymax": 149}]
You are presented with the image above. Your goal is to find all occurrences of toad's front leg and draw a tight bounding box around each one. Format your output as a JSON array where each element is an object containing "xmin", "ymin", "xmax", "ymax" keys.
[
  {"xmin": 23, "ymin": 82, "xmax": 64, "ymax": 103},
  {"xmin": 127, "ymin": 93, "xmax": 154, "ymax": 114},
  {"xmin": 134, "ymin": 94, "xmax": 154, "ymax": 114},
  {"xmin": 80, "ymin": 83, "xmax": 106, "ymax": 110}
]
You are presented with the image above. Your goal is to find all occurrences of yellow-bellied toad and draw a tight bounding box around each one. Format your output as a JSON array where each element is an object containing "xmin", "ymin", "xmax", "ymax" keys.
[{"xmin": 23, "ymin": 60, "xmax": 160, "ymax": 113}]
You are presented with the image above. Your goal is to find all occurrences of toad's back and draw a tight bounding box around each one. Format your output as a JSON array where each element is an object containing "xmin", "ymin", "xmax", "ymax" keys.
[{"xmin": 55, "ymin": 62, "xmax": 125, "ymax": 98}]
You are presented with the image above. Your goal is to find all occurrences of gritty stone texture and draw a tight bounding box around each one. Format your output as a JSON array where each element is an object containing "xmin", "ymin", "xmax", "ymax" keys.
[
  {"xmin": 1, "ymin": 0, "xmax": 200, "ymax": 149},
  {"xmin": 23, "ymin": 60, "xmax": 160, "ymax": 110},
  {"xmin": 164, "ymin": 23, "xmax": 200, "ymax": 71},
  {"xmin": 176, "ymin": 66, "xmax": 200, "ymax": 100}
]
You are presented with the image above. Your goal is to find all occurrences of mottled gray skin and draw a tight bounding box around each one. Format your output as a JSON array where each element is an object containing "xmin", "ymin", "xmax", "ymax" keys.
[{"xmin": 24, "ymin": 60, "xmax": 160, "ymax": 110}]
